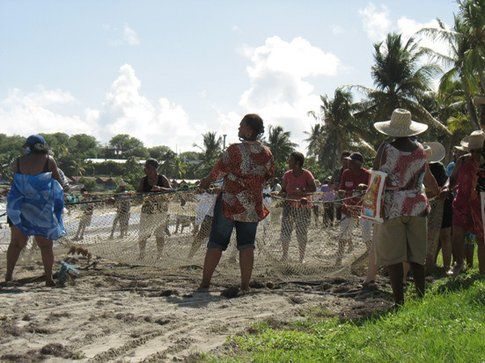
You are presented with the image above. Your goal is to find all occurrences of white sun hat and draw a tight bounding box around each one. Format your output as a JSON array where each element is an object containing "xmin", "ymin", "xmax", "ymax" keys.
[
  {"xmin": 461, "ymin": 130, "xmax": 485, "ymax": 151},
  {"xmin": 373, "ymin": 108, "xmax": 428, "ymax": 137},
  {"xmin": 423, "ymin": 142, "xmax": 446, "ymax": 163}
]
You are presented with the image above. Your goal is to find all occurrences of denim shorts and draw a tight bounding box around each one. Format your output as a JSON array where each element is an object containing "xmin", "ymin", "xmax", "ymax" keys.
[{"xmin": 207, "ymin": 196, "xmax": 258, "ymax": 251}]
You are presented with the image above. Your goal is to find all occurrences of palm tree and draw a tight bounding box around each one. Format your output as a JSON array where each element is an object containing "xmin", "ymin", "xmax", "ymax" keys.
[
  {"xmin": 307, "ymin": 89, "xmax": 375, "ymax": 171},
  {"xmin": 351, "ymin": 33, "xmax": 450, "ymax": 135},
  {"xmin": 193, "ymin": 132, "xmax": 222, "ymax": 176},
  {"xmin": 304, "ymin": 124, "xmax": 325, "ymax": 158},
  {"xmin": 194, "ymin": 132, "xmax": 222, "ymax": 161},
  {"xmin": 264, "ymin": 126, "xmax": 296, "ymax": 174},
  {"xmin": 419, "ymin": 0, "xmax": 485, "ymax": 128}
]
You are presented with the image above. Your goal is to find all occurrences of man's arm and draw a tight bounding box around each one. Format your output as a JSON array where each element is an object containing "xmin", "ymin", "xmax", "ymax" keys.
[
  {"xmin": 305, "ymin": 172, "xmax": 317, "ymax": 193},
  {"xmin": 151, "ymin": 175, "xmax": 173, "ymax": 192},
  {"xmin": 373, "ymin": 143, "xmax": 386, "ymax": 170},
  {"xmin": 200, "ymin": 148, "xmax": 232, "ymax": 190},
  {"xmin": 424, "ymin": 163, "xmax": 439, "ymax": 198}
]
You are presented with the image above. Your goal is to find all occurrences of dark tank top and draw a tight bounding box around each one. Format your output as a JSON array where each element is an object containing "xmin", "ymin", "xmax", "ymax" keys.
[
  {"xmin": 141, "ymin": 175, "xmax": 169, "ymax": 214},
  {"xmin": 141, "ymin": 175, "xmax": 167, "ymax": 192}
]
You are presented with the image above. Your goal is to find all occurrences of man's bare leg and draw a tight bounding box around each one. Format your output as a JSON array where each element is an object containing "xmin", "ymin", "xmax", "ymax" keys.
[
  {"xmin": 239, "ymin": 247, "xmax": 254, "ymax": 291},
  {"xmin": 440, "ymin": 227, "xmax": 452, "ymax": 270},
  {"xmin": 200, "ymin": 248, "xmax": 222, "ymax": 289},
  {"xmin": 365, "ymin": 242, "xmax": 378, "ymax": 283}
]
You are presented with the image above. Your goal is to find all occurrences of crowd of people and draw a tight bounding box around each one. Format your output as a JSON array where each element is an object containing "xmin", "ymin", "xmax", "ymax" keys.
[{"xmin": 3, "ymin": 110, "xmax": 485, "ymax": 308}]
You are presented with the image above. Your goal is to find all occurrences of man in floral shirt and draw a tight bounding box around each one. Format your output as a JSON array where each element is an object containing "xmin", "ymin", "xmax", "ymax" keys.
[{"xmin": 199, "ymin": 114, "xmax": 274, "ymax": 292}]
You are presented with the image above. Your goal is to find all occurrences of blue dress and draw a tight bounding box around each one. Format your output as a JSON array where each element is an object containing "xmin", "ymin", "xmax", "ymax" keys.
[{"xmin": 7, "ymin": 172, "xmax": 66, "ymax": 240}]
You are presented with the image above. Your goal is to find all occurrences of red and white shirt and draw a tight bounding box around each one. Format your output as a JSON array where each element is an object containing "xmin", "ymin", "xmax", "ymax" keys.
[
  {"xmin": 209, "ymin": 141, "xmax": 274, "ymax": 222},
  {"xmin": 379, "ymin": 143, "xmax": 429, "ymax": 219}
]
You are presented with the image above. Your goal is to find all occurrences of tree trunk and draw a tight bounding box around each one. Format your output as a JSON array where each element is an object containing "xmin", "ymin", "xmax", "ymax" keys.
[{"xmin": 466, "ymin": 96, "xmax": 480, "ymax": 129}]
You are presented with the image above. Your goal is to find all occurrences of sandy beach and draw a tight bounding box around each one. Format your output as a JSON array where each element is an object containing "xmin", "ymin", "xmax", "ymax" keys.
[{"xmin": 0, "ymin": 241, "xmax": 393, "ymax": 362}]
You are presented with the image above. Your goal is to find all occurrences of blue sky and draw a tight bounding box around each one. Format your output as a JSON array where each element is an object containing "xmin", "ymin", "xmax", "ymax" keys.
[{"xmin": 0, "ymin": 0, "xmax": 458, "ymax": 151}]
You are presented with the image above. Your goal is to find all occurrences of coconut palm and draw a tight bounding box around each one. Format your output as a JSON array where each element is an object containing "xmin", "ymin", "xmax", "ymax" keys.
[
  {"xmin": 307, "ymin": 89, "xmax": 375, "ymax": 171},
  {"xmin": 419, "ymin": 0, "xmax": 485, "ymax": 128},
  {"xmin": 264, "ymin": 126, "xmax": 296, "ymax": 173},
  {"xmin": 193, "ymin": 132, "xmax": 222, "ymax": 176},
  {"xmin": 351, "ymin": 33, "xmax": 450, "ymax": 135},
  {"xmin": 194, "ymin": 132, "xmax": 222, "ymax": 162}
]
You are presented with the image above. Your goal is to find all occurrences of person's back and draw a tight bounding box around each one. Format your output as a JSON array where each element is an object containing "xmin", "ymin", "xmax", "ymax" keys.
[
  {"xmin": 212, "ymin": 141, "xmax": 273, "ymax": 222},
  {"xmin": 16, "ymin": 153, "xmax": 50, "ymax": 175},
  {"xmin": 378, "ymin": 139, "xmax": 429, "ymax": 219}
]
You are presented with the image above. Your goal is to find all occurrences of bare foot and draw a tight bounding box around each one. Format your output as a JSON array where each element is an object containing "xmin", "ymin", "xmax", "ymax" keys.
[
  {"xmin": 5, "ymin": 273, "xmax": 12, "ymax": 283},
  {"xmin": 45, "ymin": 278, "xmax": 56, "ymax": 287},
  {"xmin": 198, "ymin": 281, "xmax": 210, "ymax": 291}
]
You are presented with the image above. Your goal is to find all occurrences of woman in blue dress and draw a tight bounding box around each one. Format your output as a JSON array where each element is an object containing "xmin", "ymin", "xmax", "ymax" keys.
[{"xmin": 5, "ymin": 135, "xmax": 66, "ymax": 286}]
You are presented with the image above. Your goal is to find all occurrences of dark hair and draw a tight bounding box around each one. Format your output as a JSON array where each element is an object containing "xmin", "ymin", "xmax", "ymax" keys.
[
  {"xmin": 341, "ymin": 151, "xmax": 351, "ymax": 158},
  {"xmin": 290, "ymin": 151, "xmax": 305, "ymax": 167},
  {"xmin": 241, "ymin": 114, "xmax": 264, "ymax": 140},
  {"xmin": 30, "ymin": 144, "xmax": 49, "ymax": 154},
  {"xmin": 145, "ymin": 158, "xmax": 159, "ymax": 169}
]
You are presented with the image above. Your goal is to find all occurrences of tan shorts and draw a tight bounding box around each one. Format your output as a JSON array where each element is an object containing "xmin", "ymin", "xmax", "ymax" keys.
[
  {"xmin": 138, "ymin": 212, "xmax": 167, "ymax": 241},
  {"xmin": 375, "ymin": 216, "xmax": 427, "ymax": 266}
]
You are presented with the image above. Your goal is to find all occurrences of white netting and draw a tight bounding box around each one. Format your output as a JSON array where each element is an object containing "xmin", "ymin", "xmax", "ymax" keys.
[{"xmin": 0, "ymin": 191, "xmax": 372, "ymax": 281}]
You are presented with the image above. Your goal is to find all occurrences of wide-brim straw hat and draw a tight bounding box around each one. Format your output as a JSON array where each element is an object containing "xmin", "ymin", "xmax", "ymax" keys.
[
  {"xmin": 373, "ymin": 109, "xmax": 428, "ymax": 137},
  {"xmin": 472, "ymin": 95, "xmax": 485, "ymax": 106},
  {"xmin": 461, "ymin": 130, "xmax": 485, "ymax": 151},
  {"xmin": 423, "ymin": 142, "xmax": 446, "ymax": 163}
]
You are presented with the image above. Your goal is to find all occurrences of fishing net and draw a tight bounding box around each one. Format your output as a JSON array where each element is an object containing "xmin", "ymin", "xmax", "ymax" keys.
[{"xmin": 0, "ymin": 190, "xmax": 372, "ymax": 281}]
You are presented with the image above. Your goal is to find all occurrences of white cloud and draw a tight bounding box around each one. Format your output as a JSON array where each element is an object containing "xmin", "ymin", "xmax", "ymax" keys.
[
  {"xmin": 232, "ymin": 25, "xmax": 242, "ymax": 34},
  {"xmin": 238, "ymin": 36, "xmax": 341, "ymax": 147},
  {"xmin": 122, "ymin": 24, "xmax": 140, "ymax": 46},
  {"xmin": 358, "ymin": 3, "xmax": 391, "ymax": 41},
  {"xmin": 330, "ymin": 25, "xmax": 344, "ymax": 35},
  {"xmin": 105, "ymin": 23, "xmax": 140, "ymax": 47},
  {"xmin": 0, "ymin": 65, "xmax": 201, "ymax": 151},
  {"xmin": 97, "ymin": 64, "xmax": 200, "ymax": 149},
  {"xmin": 358, "ymin": 3, "xmax": 451, "ymax": 58},
  {"xmin": 0, "ymin": 88, "xmax": 97, "ymax": 136},
  {"xmin": 397, "ymin": 17, "xmax": 451, "ymax": 58}
]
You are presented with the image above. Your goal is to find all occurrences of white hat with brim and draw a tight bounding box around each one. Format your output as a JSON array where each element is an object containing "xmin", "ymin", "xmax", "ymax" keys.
[
  {"xmin": 423, "ymin": 142, "xmax": 446, "ymax": 163},
  {"xmin": 461, "ymin": 130, "xmax": 485, "ymax": 151},
  {"xmin": 373, "ymin": 108, "xmax": 428, "ymax": 137}
]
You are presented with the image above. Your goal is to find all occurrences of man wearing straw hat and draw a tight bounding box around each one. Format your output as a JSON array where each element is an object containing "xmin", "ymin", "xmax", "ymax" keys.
[
  {"xmin": 448, "ymin": 130, "xmax": 485, "ymax": 275},
  {"xmin": 372, "ymin": 109, "xmax": 439, "ymax": 306}
]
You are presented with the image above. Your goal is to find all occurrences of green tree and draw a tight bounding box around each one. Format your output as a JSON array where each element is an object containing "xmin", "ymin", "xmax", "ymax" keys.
[
  {"xmin": 0, "ymin": 134, "xmax": 25, "ymax": 180},
  {"xmin": 194, "ymin": 132, "xmax": 222, "ymax": 177},
  {"xmin": 307, "ymin": 89, "xmax": 375, "ymax": 172},
  {"xmin": 68, "ymin": 134, "xmax": 99, "ymax": 157},
  {"xmin": 352, "ymin": 33, "xmax": 450, "ymax": 135},
  {"xmin": 147, "ymin": 145, "xmax": 173, "ymax": 160},
  {"xmin": 123, "ymin": 157, "xmax": 144, "ymax": 190},
  {"xmin": 41, "ymin": 133, "xmax": 70, "ymax": 159},
  {"xmin": 419, "ymin": 0, "xmax": 485, "ymax": 128},
  {"xmin": 109, "ymin": 134, "xmax": 148, "ymax": 158},
  {"xmin": 264, "ymin": 126, "xmax": 296, "ymax": 176}
]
